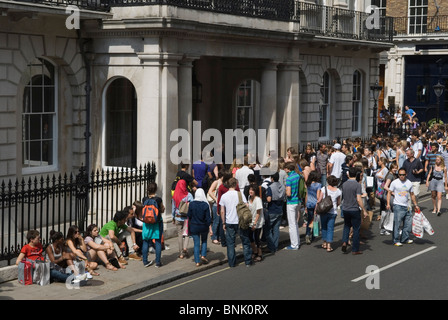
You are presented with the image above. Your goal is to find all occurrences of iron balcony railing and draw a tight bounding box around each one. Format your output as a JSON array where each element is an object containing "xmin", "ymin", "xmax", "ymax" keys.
[
  {"xmin": 11, "ymin": 0, "xmax": 395, "ymax": 42},
  {"xmin": 393, "ymin": 15, "xmax": 448, "ymax": 36}
]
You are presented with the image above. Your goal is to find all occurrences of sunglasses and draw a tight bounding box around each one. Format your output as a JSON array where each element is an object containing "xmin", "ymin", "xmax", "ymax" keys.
[{"xmin": 398, "ymin": 174, "xmax": 406, "ymax": 176}]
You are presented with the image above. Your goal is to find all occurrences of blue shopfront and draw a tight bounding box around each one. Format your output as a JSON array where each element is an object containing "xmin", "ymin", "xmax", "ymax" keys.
[{"xmin": 404, "ymin": 51, "xmax": 448, "ymax": 124}]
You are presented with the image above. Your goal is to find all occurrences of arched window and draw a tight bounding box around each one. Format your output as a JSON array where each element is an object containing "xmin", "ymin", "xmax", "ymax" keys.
[
  {"xmin": 352, "ymin": 70, "xmax": 362, "ymax": 133},
  {"xmin": 104, "ymin": 78, "xmax": 137, "ymax": 168},
  {"xmin": 319, "ymin": 72, "xmax": 330, "ymax": 139},
  {"xmin": 22, "ymin": 58, "xmax": 57, "ymax": 173}
]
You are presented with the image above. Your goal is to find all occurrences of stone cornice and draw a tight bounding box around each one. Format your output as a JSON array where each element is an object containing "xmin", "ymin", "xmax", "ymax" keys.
[{"xmin": 84, "ymin": 16, "xmax": 314, "ymax": 45}]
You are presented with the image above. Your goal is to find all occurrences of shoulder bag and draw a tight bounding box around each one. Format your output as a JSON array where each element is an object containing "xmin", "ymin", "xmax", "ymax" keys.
[{"xmin": 315, "ymin": 186, "xmax": 333, "ymax": 215}]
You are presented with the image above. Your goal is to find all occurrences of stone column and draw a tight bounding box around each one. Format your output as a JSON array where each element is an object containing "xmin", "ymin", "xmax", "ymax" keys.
[
  {"xmin": 137, "ymin": 52, "xmax": 182, "ymax": 232},
  {"xmin": 277, "ymin": 61, "xmax": 301, "ymax": 157},
  {"xmin": 178, "ymin": 56, "xmax": 199, "ymax": 164},
  {"xmin": 259, "ymin": 61, "xmax": 278, "ymax": 165}
]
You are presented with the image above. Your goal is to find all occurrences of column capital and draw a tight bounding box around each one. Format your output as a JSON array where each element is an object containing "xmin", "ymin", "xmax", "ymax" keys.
[
  {"xmin": 262, "ymin": 60, "xmax": 280, "ymax": 71},
  {"xmin": 278, "ymin": 60, "xmax": 302, "ymax": 71},
  {"xmin": 137, "ymin": 52, "xmax": 185, "ymax": 66},
  {"xmin": 178, "ymin": 55, "xmax": 201, "ymax": 68}
]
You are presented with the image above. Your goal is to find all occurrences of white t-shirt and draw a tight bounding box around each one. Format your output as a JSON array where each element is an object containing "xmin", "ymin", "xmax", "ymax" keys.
[
  {"xmin": 219, "ymin": 190, "xmax": 247, "ymax": 225},
  {"xmin": 248, "ymin": 196, "xmax": 264, "ymax": 228},
  {"xmin": 389, "ymin": 178, "xmax": 414, "ymax": 207},
  {"xmin": 320, "ymin": 187, "xmax": 342, "ymax": 214},
  {"xmin": 235, "ymin": 166, "xmax": 254, "ymax": 190},
  {"xmin": 412, "ymin": 140, "xmax": 423, "ymax": 159},
  {"xmin": 329, "ymin": 151, "xmax": 346, "ymax": 178}
]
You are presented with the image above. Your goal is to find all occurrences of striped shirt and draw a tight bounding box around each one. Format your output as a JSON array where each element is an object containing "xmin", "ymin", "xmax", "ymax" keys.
[
  {"xmin": 286, "ymin": 171, "xmax": 300, "ymax": 205},
  {"xmin": 426, "ymin": 152, "xmax": 441, "ymax": 169}
]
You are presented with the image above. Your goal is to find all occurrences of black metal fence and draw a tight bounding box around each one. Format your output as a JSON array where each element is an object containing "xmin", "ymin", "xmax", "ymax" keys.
[{"xmin": 0, "ymin": 163, "xmax": 156, "ymax": 264}]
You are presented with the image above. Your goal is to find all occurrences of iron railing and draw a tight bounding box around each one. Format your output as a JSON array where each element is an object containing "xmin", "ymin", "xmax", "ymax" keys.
[
  {"xmin": 11, "ymin": 0, "xmax": 395, "ymax": 42},
  {"xmin": 13, "ymin": 0, "xmax": 111, "ymax": 11},
  {"xmin": 297, "ymin": 2, "xmax": 394, "ymax": 42},
  {"xmin": 0, "ymin": 163, "xmax": 156, "ymax": 264}
]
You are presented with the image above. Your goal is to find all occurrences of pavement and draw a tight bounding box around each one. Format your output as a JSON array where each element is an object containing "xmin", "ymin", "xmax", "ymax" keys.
[{"xmin": 0, "ymin": 185, "xmax": 431, "ymax": 300}]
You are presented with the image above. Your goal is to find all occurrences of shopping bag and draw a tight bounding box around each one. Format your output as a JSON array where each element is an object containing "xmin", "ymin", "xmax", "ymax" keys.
[
  {"xmin": 182, "ymin": 218, "xmax": 189, "ymax": 237},
  {"xmin": 361, "ymin": 211, "xmax": 374, "ymax": 230},
  {"xmin": 313, "ymin": 215, "xmax": 320, "ymax": 237},
  {"xmin": 380, "ymin": 210, "xmax": 394, "ymax": 232},
  {"xmin": 421, "ymin": 212, "xmax": 435, "ymax": 236},
  {"xmin": 73, "ymin": 259, "xmax": 86, "ymax": 275},
  {"xmin": 33, "ymin": 260, "xmax": 50, "ymax": 286},
  {"xmin": 412, "ymin": 209, "xmax": 424, "ymax": 238},
  {"xmin": 18, "ymin": 260, "xmax": 33, "ymax": 285}
]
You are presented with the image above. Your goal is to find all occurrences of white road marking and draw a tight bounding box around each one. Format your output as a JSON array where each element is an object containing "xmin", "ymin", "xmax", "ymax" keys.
[{"xmin": 351, "ymin": 246, "xmax": 437, "ymax": 282}]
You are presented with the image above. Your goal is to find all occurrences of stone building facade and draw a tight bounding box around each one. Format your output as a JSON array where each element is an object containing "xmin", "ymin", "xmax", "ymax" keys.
[
  {"xmin": 382, "ymin": 0, "xmax": 448, "ymax": 123},
  {"xmin": 0, "ymin": 0, "xmax": 393, "ymax": 233}
]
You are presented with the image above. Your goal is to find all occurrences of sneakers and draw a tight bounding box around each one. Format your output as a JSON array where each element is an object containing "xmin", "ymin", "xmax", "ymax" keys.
[
  {"xmin": 72, "ymin": 273, "xmax": 88, "ymax": 283},
  {"xmin": 394, "ymin": 242, "xmax": 403, "ymax": 247},
  {"xmin": 128, "ymin": 253, "xmax": 142, "ymax": 261},
  {"xmin": 405, "ymin": 239, "xmax": 414, "ymax": 244},
  {"xmin": 305, "ymin": 235, "xmax": 311, "ymax": 245},
  {"xmin": 144, "ymin": 260, "xmax": 154, "ymax": 268},
  {"xmin": 285, "ymin": 245, "xmax": 299, "ymax": 251}
]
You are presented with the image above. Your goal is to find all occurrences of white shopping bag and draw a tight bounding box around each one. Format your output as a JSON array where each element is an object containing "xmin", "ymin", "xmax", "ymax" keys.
[
  {"xmin": 421, "ymin": 212, "xmax": 435, "ymax": 236},
  {"xmin": 412, "ymin": 209, "xmax": 424, "ymax": 238},
  {"xmin": 381, "ymin": 210, "xmax": 394, "ymax": 232},
  {"xmin": 33, "ymin": 260, "xmax": 50, "ymax": 286}
]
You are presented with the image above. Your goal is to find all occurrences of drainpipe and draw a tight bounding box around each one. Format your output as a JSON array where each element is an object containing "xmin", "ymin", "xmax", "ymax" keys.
[{"xmin": 77, "ymin": 30, "xmax": 92, "ymax": 179}]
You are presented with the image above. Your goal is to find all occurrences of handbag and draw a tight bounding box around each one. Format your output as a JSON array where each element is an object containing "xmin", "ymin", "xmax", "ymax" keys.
[
  {"xmin": 315, "ymin": 187, "xmax": 333, "ymax": 215},
  {"xmin": 313, "ymin": 214, "xmax": 320, "ymax": 237},
  {"xmin": 178, "ymin": 200, "xmax": 189, "ymax": 217}
]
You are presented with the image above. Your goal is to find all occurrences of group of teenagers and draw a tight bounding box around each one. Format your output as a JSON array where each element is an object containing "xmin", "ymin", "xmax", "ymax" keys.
[{"xmin": 15, "ymin": 182, "xmax": 166, "ymax": 284}]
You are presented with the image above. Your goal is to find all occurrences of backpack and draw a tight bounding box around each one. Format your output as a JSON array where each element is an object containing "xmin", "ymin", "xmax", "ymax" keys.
[
  {"xmin": 142, "ymin": 197, "xmax": 160, "ymax": 224},
  {"xmin": 236, "ymin": 192, "xmax": 252, "ymax": 230},
  {"xmin": 171, "ymin": 176, "xmax": 180, "ymax": 196},
  {"xmin": 298, "ymin": 173, "xmax": 307, "ymax": 202}
]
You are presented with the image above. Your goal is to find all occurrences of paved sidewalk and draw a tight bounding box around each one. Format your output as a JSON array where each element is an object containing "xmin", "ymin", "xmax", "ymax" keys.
[{"xmin": 0, "ymin": 216, "xmax": 344, "ymax": 300}]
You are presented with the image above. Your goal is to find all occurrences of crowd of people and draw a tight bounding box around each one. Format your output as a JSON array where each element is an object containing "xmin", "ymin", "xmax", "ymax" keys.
[{"xmin": 16, "ymin": 118, "xmax": 448, "ymax": 284}]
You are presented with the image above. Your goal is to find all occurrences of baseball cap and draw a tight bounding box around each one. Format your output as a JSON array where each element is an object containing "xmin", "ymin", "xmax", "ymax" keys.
[{"xmin": 333, "ymin": 143, "xmax": 341, "ymax": 150}]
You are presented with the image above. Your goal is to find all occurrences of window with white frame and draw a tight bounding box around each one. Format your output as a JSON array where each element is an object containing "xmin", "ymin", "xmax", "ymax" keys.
[
  {"xmin": 408, "ymin": 0, "xmax": 428, "ymax": 34},
  {"xmin": 22, "ymin": 58, "xmax": 57, "ymax": 172},
  {"xmin": 235, "ymin": 80, "xmax": 254, "ymax": 132},
  {"xmin": 352, "ymin": 70, "xmax": 362, "ymax": 133},
  {"xmin": 104, "ymin": 78, "xmax": 137, "ymax": 168},
  {"xmin": 319, "ymin": 72, "xmax": 330, "ymax": 139}
]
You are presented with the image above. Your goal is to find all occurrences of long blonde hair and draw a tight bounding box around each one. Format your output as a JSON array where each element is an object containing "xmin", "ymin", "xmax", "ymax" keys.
[{"xmin": 435, "ymin": 155, "xmax": 446, "ymax": 169}]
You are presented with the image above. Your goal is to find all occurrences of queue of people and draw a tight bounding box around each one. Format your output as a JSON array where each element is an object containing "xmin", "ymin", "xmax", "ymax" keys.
[{"xmin": 16, "ymin": 121, "xmax": 447, "ymax": 285}]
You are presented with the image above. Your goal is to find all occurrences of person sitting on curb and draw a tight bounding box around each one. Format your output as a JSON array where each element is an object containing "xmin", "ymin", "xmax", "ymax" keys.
[
  {"xmin": 16, "ymin": 229, "xmax": 84, "ymax": 284},
  {"xmin": 45, "ymin": 230, "xmax": 78, "ymax": 282},
  {"xmin": 99, "ymin": 210, "xmax": 140, "ymax": 267},
  {"xmin": 85, "ymin": 224, "xmax": 119, "ymax": 272},
  {"xmin": 66, "ymin": 225, "xmax": 98, "ymax": 278}
]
